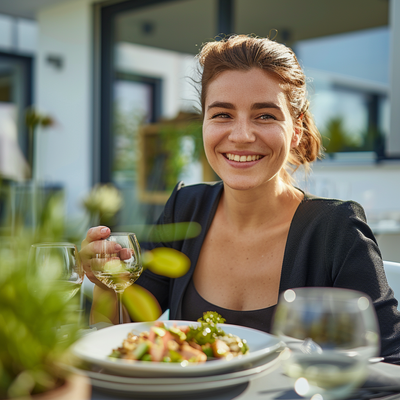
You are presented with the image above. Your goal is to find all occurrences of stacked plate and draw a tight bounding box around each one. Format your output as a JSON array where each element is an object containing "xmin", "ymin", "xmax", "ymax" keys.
[{"xmin": 71, "ymin": 321, "xmax": 285, "ymax": 396}]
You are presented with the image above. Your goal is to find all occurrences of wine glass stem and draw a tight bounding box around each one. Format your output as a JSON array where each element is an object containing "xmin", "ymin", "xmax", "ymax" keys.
[{"xmin": 116, "ymin": 290, "xmax": 124, "ymax": 324}]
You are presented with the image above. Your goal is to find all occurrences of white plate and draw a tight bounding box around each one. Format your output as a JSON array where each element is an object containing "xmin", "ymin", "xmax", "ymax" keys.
[
  {"xmin": 72, "ymin": 350, "xmax": 280, "ymax": 385},
  {"xmin": 72, "ymin": 321, "xmax": 285, "ymax": 377},
  {"xmin": 72, "ymin": 350, "xmax": 280, "ymax": 395}
]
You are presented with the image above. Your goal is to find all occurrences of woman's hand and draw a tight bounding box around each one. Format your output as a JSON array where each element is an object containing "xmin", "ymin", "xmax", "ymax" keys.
[
  {"xmin": 80, "ymin": 226, "xmax": 122, "ymax": 289},
  {"xmin": 81, "ymin": 226, "xmax": 132, "ymax": 324}
]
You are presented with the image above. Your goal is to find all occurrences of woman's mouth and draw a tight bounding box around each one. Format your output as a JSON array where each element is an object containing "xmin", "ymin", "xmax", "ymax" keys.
[{"xmin": 225, "ymin": 153, "xmax": 264, "ymax": 162}]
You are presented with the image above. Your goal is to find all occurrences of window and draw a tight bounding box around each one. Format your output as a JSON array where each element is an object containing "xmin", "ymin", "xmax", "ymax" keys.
[
  {"xmin": 113, "ymin": 73, "xmax": 161, "ymax": 182},
  {"xmin": 0, "ymin": 52, "xmax": 32, "ymax": 179},
  {"xmin": 309, "ymin": 79, "xmax": 388, "ymax": 158},
  {"xmin": 295, "ymin": 26, "xmax": 391, "ymax": 159}
]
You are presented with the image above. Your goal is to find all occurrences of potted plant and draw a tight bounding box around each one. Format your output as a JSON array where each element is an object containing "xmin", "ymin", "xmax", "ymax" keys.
[
  {"xmin": 0, "ymin": 188, "xmax": 90, "ymax": 399},
  {"xmin": 0, "ymin": 181, "xmax": 196, "ymax": 399}
]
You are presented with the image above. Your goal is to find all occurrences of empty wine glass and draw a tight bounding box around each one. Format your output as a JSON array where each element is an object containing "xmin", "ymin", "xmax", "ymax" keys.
[
  {"xmin": 91, "ymin": 232, "xmax": 142, "ymax": 324},
  {"xmin": 30, "ymin": 242, "xmax": 84, "ymax": 302},
  {"xmin": 272, "ymin": 287, "xmax": 380, "ymax": 400}
]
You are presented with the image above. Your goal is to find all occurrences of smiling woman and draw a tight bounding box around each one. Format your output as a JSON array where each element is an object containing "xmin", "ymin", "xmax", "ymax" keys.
[
  {"xmin": 198, "ymin": 35, "xmax": 321, "ymax": 184},
  {"xmin": 202, "ymin": 68, "xmax": 301, "ymax": 192},
  {"xmin": 81, "ymin": 35, "xmax": 400, "ymax": 365}
]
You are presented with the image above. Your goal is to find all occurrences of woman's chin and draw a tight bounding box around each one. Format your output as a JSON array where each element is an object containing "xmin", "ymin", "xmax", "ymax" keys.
[
  {"xmin": 220, "ymin": 172, "xmax": 282, "ymax": 192},
  {"xmin": 223, "ymin": 178, "xmax": 266, "ymax": 192}
]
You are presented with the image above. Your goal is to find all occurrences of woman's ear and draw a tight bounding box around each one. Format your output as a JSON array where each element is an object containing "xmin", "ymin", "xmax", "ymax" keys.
[{"xmin": 291, "ymin": 120, "xmax": 303, "ymax": 148}]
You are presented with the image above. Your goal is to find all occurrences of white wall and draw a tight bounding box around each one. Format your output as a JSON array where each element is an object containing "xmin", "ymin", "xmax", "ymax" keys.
[{"xmin": 35, "ymin": 0, "xmax": 94, "ymax": 219}]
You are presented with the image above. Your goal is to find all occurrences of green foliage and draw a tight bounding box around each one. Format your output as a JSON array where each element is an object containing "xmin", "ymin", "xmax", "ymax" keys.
[
  {"xmin": 82, "ymin": 183, "xmax": 123, "ymax": 226},
  {"xmin": 112, "ymin": 106, "xmax": 144, "ymax": 178},
  {"xmin": 322, "ymin": 117, "xmax": 385, "ymax": 156},
  {"xmin": 35, "ymin": 191, "xmax": 66, "ymax": 243},
  {"xmin": 0, "ymin": 174, "xmax": 203, "ymax": 397},
  {"xmin": 25, "ymin": 108, "xmax": 54, "ymax": 178},
  {"xmin": 0, "ymin": 187, "xmax": 80, "ymax": 399},
  {"xmin": 144, "ymin": 222, "xmax": 202, "ymax": 242},
  {"xmin": 25, "ymin": 108, "xmax": 54, "ymax": 131},
  {"xmin": 159, "ymin": 118, "xmax": 203, "ymax": 191},
  {"xmin": 322, "ymin": 117, "xmax": 358, "ymax": 154},
  {"xmin": 112, "ymin": 105, "xmax": 204, "ymax": 191}
]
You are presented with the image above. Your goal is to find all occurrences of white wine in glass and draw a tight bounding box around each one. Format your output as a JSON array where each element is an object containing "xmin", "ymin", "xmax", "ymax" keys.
[
  {"xmin": 272, "ymin": 287, "xmax": 380, "ymax": 400},
  {"xmin": 30, "ymin": 242, "xmax": 84, "ymax": 302},
  {"xmin": 92, "ymin": 232, "xmax": 142, "ymax": 324}
]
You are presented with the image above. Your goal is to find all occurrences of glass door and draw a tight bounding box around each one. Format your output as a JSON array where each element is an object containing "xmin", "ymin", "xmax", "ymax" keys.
[{"xmin": 98, "ymin": 0, "xmax": 220, "ymax": 229}]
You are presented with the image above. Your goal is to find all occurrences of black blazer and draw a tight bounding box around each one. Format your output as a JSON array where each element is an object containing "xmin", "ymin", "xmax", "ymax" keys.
[{"xmin": 137, "ymin": 181, "xmax": 400, "ymax": 364}]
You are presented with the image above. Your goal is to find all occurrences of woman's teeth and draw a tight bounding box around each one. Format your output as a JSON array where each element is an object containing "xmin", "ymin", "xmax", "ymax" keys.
[{"xmin": 225, "ymin": 153, "xmax": 262, "ymax": 162}]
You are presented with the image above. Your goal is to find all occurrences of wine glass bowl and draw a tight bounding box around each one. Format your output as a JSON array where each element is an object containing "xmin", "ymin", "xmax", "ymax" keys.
[
  {"xmin": 272, "ymin": 287, "xmax": 380, "ymax": 400},
  {"xmin": 91, "ymin": 232, "xmax": 142, "ymax": 324},
  {"xmin": 30, "ymin": 242, "xmax": 83, "ymax": 301}
]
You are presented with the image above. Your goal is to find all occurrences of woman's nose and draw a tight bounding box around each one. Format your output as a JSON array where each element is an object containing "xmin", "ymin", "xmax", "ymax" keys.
[{"xmin": 228, "ymin": 120, "xmax": 256, "ymax": 143}]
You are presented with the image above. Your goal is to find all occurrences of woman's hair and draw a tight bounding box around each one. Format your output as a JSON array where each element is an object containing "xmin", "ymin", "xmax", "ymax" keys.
[{"xmin": 197, "ymin": 34, "xmax": 322, "ymax": 183}]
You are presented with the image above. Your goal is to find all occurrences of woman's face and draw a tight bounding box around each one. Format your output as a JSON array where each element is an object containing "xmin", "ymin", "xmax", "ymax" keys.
[{"xmin": 202, "ymin": 68, "xmax": 301, "ymax": 191}]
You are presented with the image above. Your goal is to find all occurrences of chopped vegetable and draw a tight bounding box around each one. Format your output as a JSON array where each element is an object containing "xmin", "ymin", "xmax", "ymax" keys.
[
  {"xmin": 133, "ymin": 342, "xmax": 149, "ymax": 359},
  {"xmin": 108, "ymin": 312, "xmax": 249, "ymax": 363},
  {"xmin": 186, "ymin": 311, "xmax": 226, "ymax": 345}
]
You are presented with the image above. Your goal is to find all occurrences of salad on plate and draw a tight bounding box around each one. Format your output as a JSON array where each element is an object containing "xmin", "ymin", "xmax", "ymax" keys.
[{"xmin": 109, "ymin": 312, "xmax": 249, "ymax": 363}]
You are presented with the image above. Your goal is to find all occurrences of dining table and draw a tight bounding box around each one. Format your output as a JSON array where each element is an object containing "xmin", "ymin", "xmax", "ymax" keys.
[
  {"xmin": 73, "ymin": 319, "xmax": 400, "ymax": 400},
  {"xmin": 88, "ymin": 355, "xmax": 400, "ymax": 400}
]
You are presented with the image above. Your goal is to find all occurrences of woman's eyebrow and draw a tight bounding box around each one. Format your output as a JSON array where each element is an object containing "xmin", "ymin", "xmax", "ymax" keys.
[
  {"xmin": 207, "ymin": 101, "xmax": 235, "ymax": 110},
  {"xmin": 207, "ymin": 101, "xmax": 282, "ymax": 112},
  {"xmin": 251, "ymin": 102, "xmax": 282, "ymax": 111}
]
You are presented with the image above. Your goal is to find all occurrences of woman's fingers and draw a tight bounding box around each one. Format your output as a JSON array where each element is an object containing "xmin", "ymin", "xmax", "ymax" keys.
[
  {"xmin": 82, "ymin": 226, "xmax": 111, "ymax": 248},
  {"xmin": 81, "ymin": 239, "xmax": 122, "ymax": 261},
  {"xmin": 119, "ymin": 248, "xmax": 133, "ymax": 260},
  {"xmin": 81, "ymin": 226, "xmax": 113, "ymax": 289}
]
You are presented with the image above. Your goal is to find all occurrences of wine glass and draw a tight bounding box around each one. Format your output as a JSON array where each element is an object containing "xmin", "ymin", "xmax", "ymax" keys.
[
  {"xmin": 272, "ymin": 287, "xmax": 380, "ymax": 400},
  {"xmin": 91, "ymin": 232, "xmax": 142, "ymax": 324},
  {"xmin": 30, "ymin": 242, "xmax": 84, "ymax": 302}
]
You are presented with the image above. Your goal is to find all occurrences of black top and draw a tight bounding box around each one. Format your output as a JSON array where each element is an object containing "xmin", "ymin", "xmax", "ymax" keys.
[
  {"xmin": 181, "ymin": 278, "xmax": 276, "ymax": 332},
  {"xmin": 137, "ymin": 181, "xmax": 400, "ymax": 364}
]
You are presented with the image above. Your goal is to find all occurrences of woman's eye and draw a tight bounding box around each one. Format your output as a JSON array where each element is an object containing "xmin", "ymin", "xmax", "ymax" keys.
[
  {"xmin": 259, "ymin": 114, "xmax": 275, "ymax": 120},
  {"xmin": 212, "ymin": 113, "xmax": 230, "ymax": 119}
]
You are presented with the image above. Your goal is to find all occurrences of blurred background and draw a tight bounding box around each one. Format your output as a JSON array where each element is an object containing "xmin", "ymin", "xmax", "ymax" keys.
[{"xmin": 0, "ymin": 0, "xmax": 399, "ymax": 261}]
